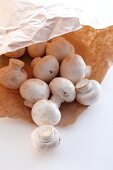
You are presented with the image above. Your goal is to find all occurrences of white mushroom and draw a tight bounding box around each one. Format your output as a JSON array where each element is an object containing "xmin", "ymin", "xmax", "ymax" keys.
[
  {"xmin": 31, "ymin": 77, "xmax": 76, "ymax": 126},
  {"xmin": 31, "ymin": 125, "xmax": 61, "ymax": 152},
  {"xmin": 60, "ymin": 53, "xmax": 91, "ymax": 84},
  {"xmin": 4, "ymin": 48, "xmax": 25, "ymax": 58},
  {"xmin": 20, "ymin": 78, "xmax": 50, "ymax": 108},
  {"xmin": 27, "ymin": 42, "xmax": 47, "ymax": 58},
  {"xmin": 75, "ymin": 79, "xmax": 102, "ymax": 105},
  {"xmin": 31, "ymin": 99, "xmax": 61, "ymax": 126},
  {"xmin": 31, "ymin": 55, "xmax": 59, "ymax": 83},
  {"xmin": 46, "ymin": 37, "xmax": 75, "ymax": 62},
  {"xmin": 0, "ymin": 59, "xmax": 27, "ymax": 89}
]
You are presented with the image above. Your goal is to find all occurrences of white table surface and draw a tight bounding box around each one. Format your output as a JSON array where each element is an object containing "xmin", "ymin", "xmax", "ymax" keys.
[{"xmin": 0, "ymin": 67, "xmax": 113, "ymax": 170}]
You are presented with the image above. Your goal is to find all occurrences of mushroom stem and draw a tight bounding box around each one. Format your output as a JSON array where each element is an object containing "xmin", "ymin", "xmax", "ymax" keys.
[
  {"xmin": 86, "ymin": 65, "xmax": 91, "ymax": 78},
  {"xmin": 24, "ymin": 100, "xmax": 34, "ymax": 108},
  {"xmin": 76, "ymin": 79, "xmax": 102, "ymax": 106},
  {"xmin": 31, "ymin": 125, "xmax": 61, "ymax": 152},
  {"xmin": 38, "ymin": 126, "xmax": 54, "ymax": 142},
  {"xmin": 50, "ymin": 95, "xmax": 63, "ymax": 108},
  {"xmin": 76, "ymin": 79, "xmax": 92, "ymax": 93},
  {"xmin": 9, "ymin": 59, "xmax": 25, "ymax": 70}
]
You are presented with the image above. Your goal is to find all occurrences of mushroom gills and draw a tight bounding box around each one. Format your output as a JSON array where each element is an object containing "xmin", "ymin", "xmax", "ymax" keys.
[{"xmin": 31, "ymin": 125, "xmax": 61, "ymax": 152}]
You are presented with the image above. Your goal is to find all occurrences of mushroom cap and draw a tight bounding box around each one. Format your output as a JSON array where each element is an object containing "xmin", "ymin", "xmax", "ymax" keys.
[
  {"xmin": 60, "ymin": 53, "xmax": 87, "ymax": 84},
  {"xmin": 4, "ymin": 48, "xmax": 25, "ymax": 58},
  {"xmin": 49, "ymin": 77, "xmax": 76, "ymax": 102},
  {"xmin": 31, "ymin": 99, "xmax": 61, "ymax": 126},
  {"xmin": 31, "ymin": 57, "xmax": 40, "ymax": 68},
  {"xmin": 76, "ymin": 80, "xmax": 102, "ymax": 105},
  {"xmin": 27, "ymin": 42, "xmax": 47, "ymax": 58},
  {"xmin": 9, "ymin": 58, "xmax": 25, "ymax": 69},
  {"xmin": 20, "ymin": 79, "xmax": 50, "ymax": 103},
  {"xmin": 31, "ymin": 125, "xmax": 61, "ymax": 152},
  {"xmin": 46, "ymin": 37, "xmax": 75, "ymax": 62},
  {"xmin": 32, "ymin": 55, "xmax": 59, "ymax": 82}
]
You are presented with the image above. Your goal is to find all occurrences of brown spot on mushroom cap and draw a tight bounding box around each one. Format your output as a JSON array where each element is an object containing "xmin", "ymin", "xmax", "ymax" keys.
[
  {"xmin": 49, "ymin": 77, "xmax": 76, "ymax": 102},
  {"xmin": 32, "ymin": 55, "xmax": 59, "ymax": 82}
]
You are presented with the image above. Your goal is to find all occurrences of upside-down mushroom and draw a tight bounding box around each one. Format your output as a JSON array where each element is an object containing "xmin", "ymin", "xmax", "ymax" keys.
[
  {"xmin": 75, "ymin": 79, "xmax": 102, "ymax": 105},
  {"xmin": 31, "ymin": 125, "xmax": 61, "ymax": 152}
]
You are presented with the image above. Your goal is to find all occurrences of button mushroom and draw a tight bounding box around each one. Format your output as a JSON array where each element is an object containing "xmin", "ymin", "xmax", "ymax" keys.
[
  {"xmin": 4, "ymin": 48, "xmax": 25, "ymax": 58},
  {"xmin": 60, "ymin": 53, "xmax": 91, "ymax": 84},
  {"xmin": 75, "ymin": 79, "xmax": 102, "ymax": 105},
  {"xmin": 31, "ymin": 77, "xmax": 76, "ymax": 126},
  {"xmin": 0, "ymin": 59, "xmax": 27, "ymax": 89},
  {"xmin": 31, "ymin": 99, "xmax": 61, "ymax": 126},
  {"xmin": 46, "ymin": 37, "xmax": 75, "ymax": 63},
  {"xmin": 20, "ymin": 78, "xmax": 50, "ymax": 108},
  {"xmin": 31, "ymin": 125, "xmax": 61, "ymax": 152},
  {"xmin": 31, "ymin": 55, "xmax": 59, "ymax": 83},
  {"xmin": 27, "ymin": 42, "xmax": 47, "ymax": 58}
]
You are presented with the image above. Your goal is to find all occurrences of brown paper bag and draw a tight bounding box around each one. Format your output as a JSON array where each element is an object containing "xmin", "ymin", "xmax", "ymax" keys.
[{"xmin": 0, "ymin": 26, "xmax": 113, "ymax": 127}]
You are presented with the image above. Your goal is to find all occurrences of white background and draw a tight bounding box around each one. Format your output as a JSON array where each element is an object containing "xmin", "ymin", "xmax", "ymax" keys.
[
  {"xmin": 40, "ymin": 0, "xmax": 113, "ymax": 28},
  {"xmin": 0, "ymin": 0, "xmax": 113, "ymax": 170}
]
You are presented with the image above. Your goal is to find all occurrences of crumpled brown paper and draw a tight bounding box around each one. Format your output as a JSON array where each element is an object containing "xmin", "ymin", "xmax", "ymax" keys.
[{"xmin": 0, "ymin": 25, "xmax": 113, "ymax": 126}]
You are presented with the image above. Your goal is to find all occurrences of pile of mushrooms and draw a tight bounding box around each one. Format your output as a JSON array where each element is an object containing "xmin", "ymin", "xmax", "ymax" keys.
[{"xmin": 0, "ymin": 36, "xmax": 102, "ymax": 152}]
